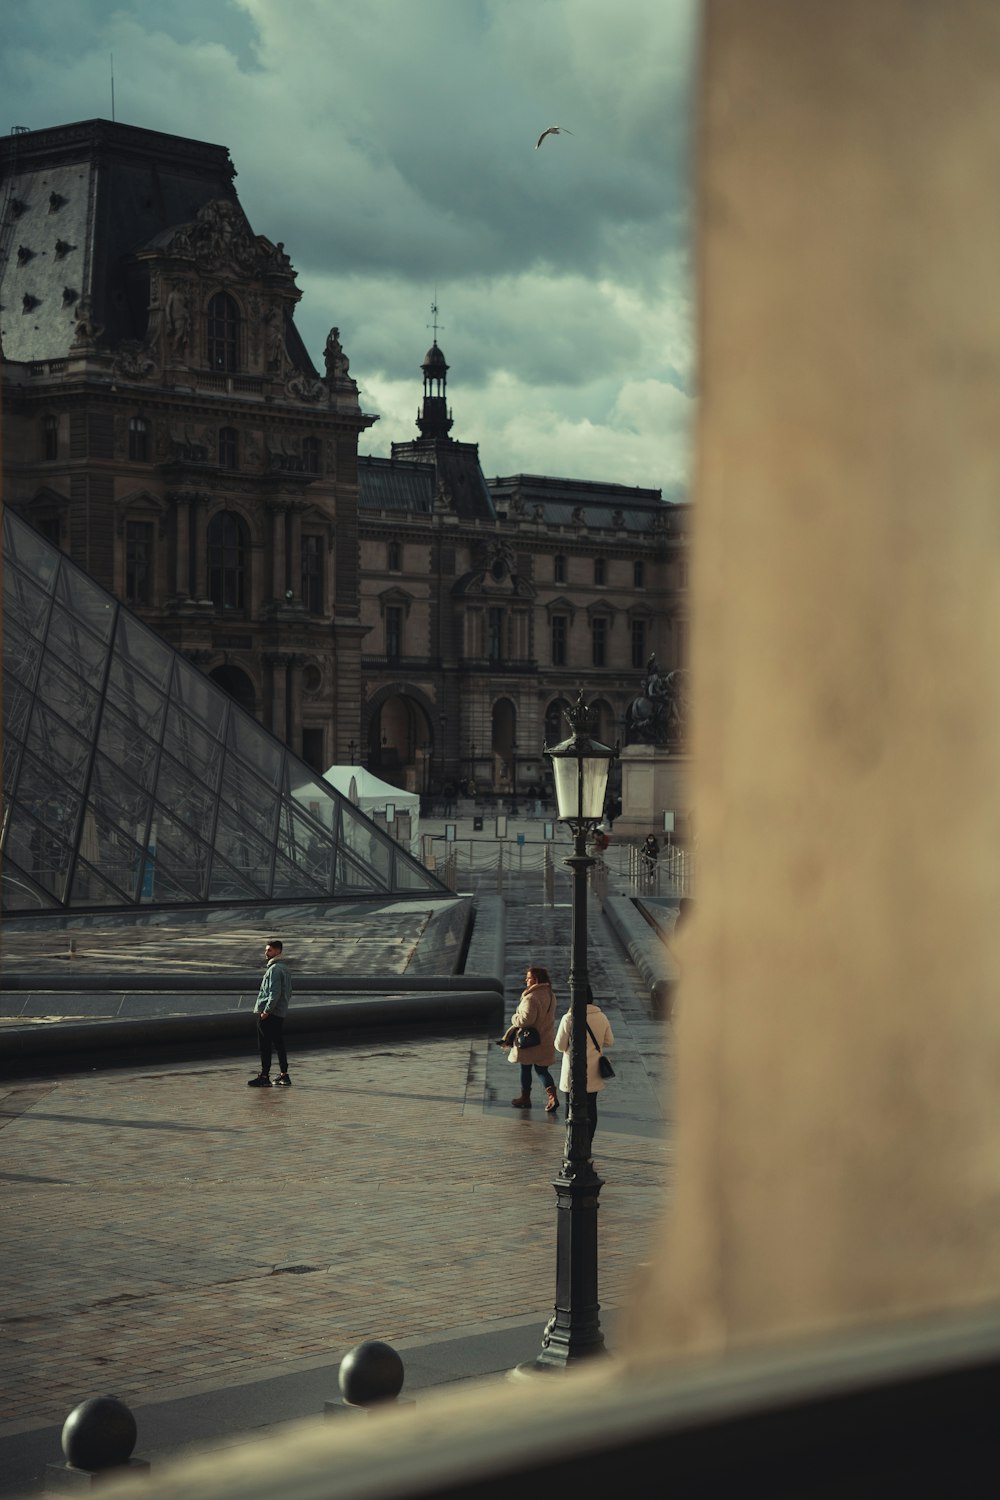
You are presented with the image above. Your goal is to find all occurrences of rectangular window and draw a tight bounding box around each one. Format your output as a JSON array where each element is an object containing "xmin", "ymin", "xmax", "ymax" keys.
[
  {"xmin": 42, "ymin": 415, "xmax": 58, "ymax": 460},
  {"xmin": 218, "ymin": 427, "xmax": 238, "ymax": 470},
  {"xmin": 386, "ymin": 605, "xmax": 403, "ymax": 659},
  {"xmin": 38, "ymin": 516, "xmax": 61, "ymax": 547},
  {"xmin": 126, "ymin": 521, "xmax": 154, "ymax": 607},
  {"xmin": 633, "ymin": 559, "xmax": 645, "ymax": 589},
  {"xmin": 551, "ymin": 615, "xmax": 567, "ymax": 667},
  {"xmin": 128, "ymin": 417, "xmax": 149, "ymax": 462},
  {"xmin": 594, "ymin": 557, "xmax": 606, "ymax": 586},
  {"xmin": 631, "ymin": 618, "xmax": 647, "ymax": 669},
  {"xmin": 591, "ymin": 616, "xmax": 607, "ymax": 668},
  {"xmin": 554, "ymin": 554, "xmax": 566, "ymax": 583},
  {"xmin": 301, "ymin": 535, "xmax": 323, "ymax": 614},
  {"xmin": 487, "ymin": 607, "xmax": 505, "ymax": 662}
]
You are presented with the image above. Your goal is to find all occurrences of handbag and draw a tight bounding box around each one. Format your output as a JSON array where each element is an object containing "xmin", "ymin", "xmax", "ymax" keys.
[
  {"xmin": 586, "ymin": 1021, "xmax": 615, "ymax": 1079},
  {"xmin": 499, "ymin": 1023, "xmax": 541, "ymax": 1049}
]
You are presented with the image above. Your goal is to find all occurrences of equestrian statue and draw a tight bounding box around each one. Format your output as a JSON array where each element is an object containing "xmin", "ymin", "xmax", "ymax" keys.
[{"xmin": 624, "ymin": 654, "xmax": 688, "ymax": 751}]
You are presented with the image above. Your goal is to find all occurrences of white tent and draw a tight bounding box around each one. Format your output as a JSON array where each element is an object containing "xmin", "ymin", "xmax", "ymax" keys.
[{"xmin": 322, "ymin": 764, "xmax": 421, "ymax": 856}]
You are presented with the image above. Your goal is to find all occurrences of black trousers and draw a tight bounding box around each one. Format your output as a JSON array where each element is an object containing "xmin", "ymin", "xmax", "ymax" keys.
[{"xmin": 257, "ymin": 1013, "xmax": 288, "ymax": 1076}]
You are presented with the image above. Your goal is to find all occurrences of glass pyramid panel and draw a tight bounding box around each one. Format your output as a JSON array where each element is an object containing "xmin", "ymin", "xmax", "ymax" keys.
[
  {"xmin": 46, "ymin": 602, "xmax": 109, "ymax": 687},
  {"xmin": 1, "ymin": 508, "xmax": 448, "ymax": 913}
]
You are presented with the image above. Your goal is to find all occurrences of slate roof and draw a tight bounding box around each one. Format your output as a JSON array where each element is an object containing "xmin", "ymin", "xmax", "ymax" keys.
[
  {"xmin": 0, "ymin": 119, "xmax": 315, "ymax": 374},
  {"xmin": 358, "ymin": 456, "xmax": 436, "ymax": 514}
]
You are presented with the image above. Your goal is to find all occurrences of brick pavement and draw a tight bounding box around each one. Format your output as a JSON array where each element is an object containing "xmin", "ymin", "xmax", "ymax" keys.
[{"xmin": 0, "ymin": 883, "xmax": 673, "ymax": 1462}]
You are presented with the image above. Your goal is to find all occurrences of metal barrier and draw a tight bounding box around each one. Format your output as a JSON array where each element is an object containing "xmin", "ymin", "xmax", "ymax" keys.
[{"xmin": 419, "ymin": 836, "xmax": 695, "ymax": 900}]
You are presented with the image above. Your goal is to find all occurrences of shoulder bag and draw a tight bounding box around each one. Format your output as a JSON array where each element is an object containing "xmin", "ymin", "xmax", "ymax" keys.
[{"xmin": 586, "ymin": 1020, "xmax": 615, "ymax": 1079}]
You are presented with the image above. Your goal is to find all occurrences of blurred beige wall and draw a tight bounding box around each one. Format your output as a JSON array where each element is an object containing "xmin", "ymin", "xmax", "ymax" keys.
[{"xmin": 626, "ymin": 0, "xmax": 1000, "ymax": 1362}]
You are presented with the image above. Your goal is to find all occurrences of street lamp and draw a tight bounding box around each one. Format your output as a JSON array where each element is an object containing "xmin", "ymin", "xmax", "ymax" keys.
[
  {"xmin": 348, "ymin": 738, "xmax": 357, "ymax": 765},
  {"xmin": 533, "ymin": 691, "xmax": 618, "ymax": 1370}
]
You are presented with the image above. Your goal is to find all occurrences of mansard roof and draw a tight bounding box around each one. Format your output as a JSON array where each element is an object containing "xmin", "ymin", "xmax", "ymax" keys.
[
  {"xmin": 357, "ymin": 456, "xmax": 435, "ymax": 514},
  {"xmin": 486, "ymin": 473, "xmax": 686, "ymax": 535},
  {"xmin": 0, "ymin": 119, "xmax": 315, "ymax": 374}
]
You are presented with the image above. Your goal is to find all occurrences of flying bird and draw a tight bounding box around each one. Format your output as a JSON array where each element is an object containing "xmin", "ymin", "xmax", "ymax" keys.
[{"xmin": 535, "ymin": 125, "xmax": 573, "ymax": 149}]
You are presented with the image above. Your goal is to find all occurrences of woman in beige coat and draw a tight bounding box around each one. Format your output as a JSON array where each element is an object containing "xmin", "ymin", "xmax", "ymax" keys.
[
  {"xmin": 507, "ymin": 965, "xmax": 560, "ymax": 1113},
  {"xmin": 554, "ymin": 987, "xmax": 614, "ymax": 1146}
]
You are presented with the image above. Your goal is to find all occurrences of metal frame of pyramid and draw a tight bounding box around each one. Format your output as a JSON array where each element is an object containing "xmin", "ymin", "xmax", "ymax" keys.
[{"xmin": 1, "ymin": 508, "xmax": 449, "ymax": 914}]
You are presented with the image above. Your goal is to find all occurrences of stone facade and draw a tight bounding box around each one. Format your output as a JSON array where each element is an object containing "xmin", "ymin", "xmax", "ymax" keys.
[
  {"xmin": 357, "ymin": 341, "xmax": 690, "ymax": 809},
  {"xmin": 2, "ymin": 121, "xmax": 690, "ymax": 814},
  {"xmin": 1, "ymin": 120, "xmax": 374, "ymax": 776}
]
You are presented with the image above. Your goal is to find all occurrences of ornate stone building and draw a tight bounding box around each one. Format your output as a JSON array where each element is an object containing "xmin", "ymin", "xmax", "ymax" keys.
[
  {"xmin": 0, "ymin": 119, "xmax": 374, "ymax": 775},
  {"xmin": 358, "ymin": 336, "xmax": 690, "ymax": 803},
  {"xmin": 2, "ymin": 121, "xmax": 689, "ymax": 807}
]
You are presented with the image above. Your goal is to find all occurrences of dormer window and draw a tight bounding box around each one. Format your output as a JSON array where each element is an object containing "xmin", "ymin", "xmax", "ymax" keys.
[{"xmin": 207, "ymin": 291, "xmax": 239, "ymax": 372}]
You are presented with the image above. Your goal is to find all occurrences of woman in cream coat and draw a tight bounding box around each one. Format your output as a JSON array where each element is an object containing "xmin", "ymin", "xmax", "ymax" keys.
[
  {"xmin": 554, "ymin": 988, "xmax": 614, "ymax": 1145},
  {"xmin": 508, "ymin": 965, "xmax": 560, "ymax": 1113}
]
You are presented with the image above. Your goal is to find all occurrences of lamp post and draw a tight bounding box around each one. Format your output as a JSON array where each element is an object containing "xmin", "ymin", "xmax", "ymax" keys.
[
  {"xmin": 509, "ymin": 739, "xmax": 519, "ymax": 815},
  {"xmin": 533, "ymin": 691, "xmax": 618, "ymax": 1370},
  {"xmin": 348, "ymin": 738, "xmax": 357, "ymax": 765}
]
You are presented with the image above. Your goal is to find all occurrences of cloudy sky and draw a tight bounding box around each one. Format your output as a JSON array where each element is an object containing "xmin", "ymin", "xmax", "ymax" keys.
[{"xmin": 3, "ymin": 0, "xmax": 699, "ymax": 500}]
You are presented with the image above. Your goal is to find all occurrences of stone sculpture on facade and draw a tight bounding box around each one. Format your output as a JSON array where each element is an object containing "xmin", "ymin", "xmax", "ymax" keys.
[
  {"xmin": 324, "ymin": 327, "xmax": 350, "ymax": 380},
  {"xmin": 624, "ymin": 653, "xmax": 688, "ymax": 750}
]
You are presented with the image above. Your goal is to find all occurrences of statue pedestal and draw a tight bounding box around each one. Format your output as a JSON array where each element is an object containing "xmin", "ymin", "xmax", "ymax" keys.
[{"xmin": 613, "ymin": 744, "xmax": 691, "ymax": 844}]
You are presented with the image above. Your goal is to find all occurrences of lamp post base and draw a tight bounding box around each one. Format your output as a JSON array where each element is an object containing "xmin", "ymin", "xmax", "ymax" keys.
[{"xmin": 529, "ymin": 1162, "xmax": 607, "ymax": 1370}]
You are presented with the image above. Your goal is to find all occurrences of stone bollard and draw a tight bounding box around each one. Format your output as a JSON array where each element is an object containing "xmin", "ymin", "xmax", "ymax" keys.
[
  {"xmin": 45, "ymin": 1396, "xmax": 150, "ymax": 1489},
  {"xmin": 324, "ymin": 1339, "xmax": 414, "ymax": 1417}
]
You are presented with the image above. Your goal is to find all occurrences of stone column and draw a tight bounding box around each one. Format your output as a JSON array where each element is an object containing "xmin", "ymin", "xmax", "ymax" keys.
[
  {"xmin": 169, "ymin": 493, "xmax": 190, "ymax": 599},
  {"xmin": 267, "ymin": 651, "xmax": 289, "ymax": 743},
  {"xmin": 287, "ymin": 502, "xmax": 305, "ymax": 603},
  {"xmin": 191, "ymin": 495, "xmax": 210, "ymax": 602},
  {"xmin": 624, "ymin": 0, "xmax": 1000, "ymax": 1365},
  {"xmin": 268, "ymin": 502, "xmax": 287, "ymax": 605}
]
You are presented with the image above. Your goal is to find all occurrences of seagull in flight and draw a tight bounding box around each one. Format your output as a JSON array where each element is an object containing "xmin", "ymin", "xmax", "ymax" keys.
[{"xmin": 535, "ymin": 125, "xmax": 573, "ymax": 149}]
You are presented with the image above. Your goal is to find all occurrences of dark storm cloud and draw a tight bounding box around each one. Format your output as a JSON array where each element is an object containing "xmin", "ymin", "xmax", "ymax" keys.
[{"xmin": 2, "ymin": 0, "xmax": 698, "ymax": 494}]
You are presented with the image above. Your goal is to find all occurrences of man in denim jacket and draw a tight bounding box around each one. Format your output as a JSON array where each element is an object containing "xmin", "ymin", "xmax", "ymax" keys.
[{"xmin": 248, "ymin": 939, "xmax": 292, "ymax": 1087}]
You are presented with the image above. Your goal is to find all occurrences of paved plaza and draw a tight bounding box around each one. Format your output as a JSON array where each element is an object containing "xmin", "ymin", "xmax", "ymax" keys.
[{"xmin": 0, "ymin": 822, "xmax": 677, "ymax": 1496}]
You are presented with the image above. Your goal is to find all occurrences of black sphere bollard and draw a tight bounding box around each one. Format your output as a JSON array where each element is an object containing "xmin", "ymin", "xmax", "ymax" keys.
[
  {"xmin": 338, "ymin": 1340, "xmax": 405, "ymax": 1406},
  {"xmin": 61, "ymin": 1396, "xmax": 137, "ymax": 1470}
]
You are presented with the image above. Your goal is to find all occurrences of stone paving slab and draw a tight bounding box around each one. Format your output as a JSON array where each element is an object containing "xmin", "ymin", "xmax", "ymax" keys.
[{"xmin": 0, "ymin": 883, "xmax": 674, "ymax": 1495}]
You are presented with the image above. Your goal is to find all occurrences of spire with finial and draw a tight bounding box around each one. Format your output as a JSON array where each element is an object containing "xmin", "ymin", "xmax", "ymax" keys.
[{"xmin": 417, "ymin": 299, "xmax": 453, "ymax": 439}]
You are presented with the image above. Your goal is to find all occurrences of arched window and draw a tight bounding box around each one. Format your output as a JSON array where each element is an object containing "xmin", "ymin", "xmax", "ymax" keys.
[
  {"xmin": 128, "ymin": 416, "xmax": 149, "ymax": 462},
  {"xmin": 303, "ymin": 436, "xmax": 321, "ymax": 474},
  {"xmin": 208, "ymin": 511, "xmax": 248, "ymax": 611},
  {"xmin": 207, "ymin": 292, "xmax": 239, "ymax": 372},
  {"xmin": 218, "ymin": 426, "xmax": 238, "ymax": 470}
]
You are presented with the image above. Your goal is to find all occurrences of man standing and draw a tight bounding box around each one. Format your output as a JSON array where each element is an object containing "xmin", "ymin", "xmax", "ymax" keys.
[{"xmin": 248, "ymin": 939, "xmax": 292, "ymax": 1087}]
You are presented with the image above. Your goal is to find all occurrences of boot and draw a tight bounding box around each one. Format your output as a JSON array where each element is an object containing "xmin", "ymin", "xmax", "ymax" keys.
[
  {"xmin": 545, "ymin": 1086, "xmax": 559, "ymax": 1114},
  {"xmin": 511, "ymin": 1093, "xmax": 532, "ymax": 1108}
]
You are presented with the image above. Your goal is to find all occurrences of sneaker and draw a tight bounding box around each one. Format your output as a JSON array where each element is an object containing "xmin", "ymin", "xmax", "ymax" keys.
[
  {"xmin": 274, "ymin": 1073, "xmax": 292, "ymax": 1087},
  {"xmin": 247, "ymin": 1074, "xmax": 272, "ymax": 1087}
]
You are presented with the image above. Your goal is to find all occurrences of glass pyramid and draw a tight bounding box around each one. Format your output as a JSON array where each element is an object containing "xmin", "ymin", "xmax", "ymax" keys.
[{"xmin": 1, "ymin": 508, "xmax": 447, "ymax": 913}]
